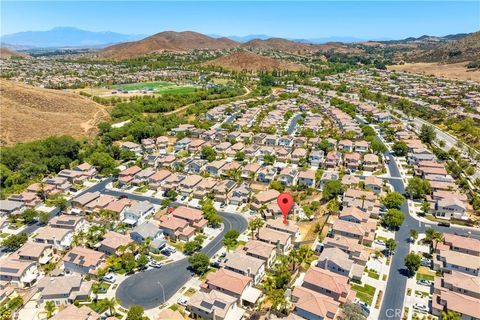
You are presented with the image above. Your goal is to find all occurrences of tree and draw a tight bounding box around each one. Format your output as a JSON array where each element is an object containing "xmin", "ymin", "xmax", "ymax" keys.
[
  {"xmin": 263, "ymin": 154, "xmax": 276, "ymax": 165},
  {"xmin": 420, "ymin": 124, "xmax": 436, "ymax": 144},
  {"xmin": 322, "ymin": 180, "xmax": 344, "ymax": 201},
  {"xmin": 381, "ymin": 192, "xmax": 405, "ymax": 209},
  {"xmin": 270, "ymin": 180, "xmax": 285, "ymax": 192},
  {"xmin": 392, "ymin": 141, "xmax": 408, "ymax": 156},
  {"xmin": 51, "ymin": 197, "xmax": 68, "ymax": 211},
  {"xmin": 248, "ymin": 218, "xmax": 264, "ymax": 239},
  {"xmin": 201, "ymin": 146, "xmax": 217, "ymax": 162},
  {"xmin": 406, "ymin": 177, "xmax": 431, "ymax": 199},
  {"xmin": 188, "ymin": 252, "xmax": 210, "ymax": 275},
  {"xmin": 223, "ymin": 229, "xmax": 240, "ymax": 250},
  {"xmin": 404, "ymin": 253, "xmax": 421, "ymax": 276},
  {"xmin": 166, "ymin": 189, "xmax": 178, "ymax": 200},
  {"xmin": 126, "ymin": 305, "xmax": 146, "ymax": 320},
  {"xmin": 425, "ymin": 228, "xmax": 443, "ymax": 252},
  {"xmin": 234, "ymin": 151, "xmax": 245, "ymax": 162},
  {"xmin": 420, "ymin": 201, "xmax": 431, "ymax": 216},
  {"xmin": 136, "ymin": 254, "xmax": 149, "ymax": 269},
  {"xmin": 326, "ymin": 199, "xmax": 340, "ymax": 214},
  {"xmin": 184, "ymin": 240, "xmax": 202, "ymax": 255},
  {"xmin": 381, "ymin": 209, "xmax": 405, "ymax": 229},
  {"xmin": 1, "ymin": 233, "xmax": 27, "ymax": 251},
  {"xmin": 441, "ymin": 311, "xmax": 462, "ymax": 320},
  {"xmin": 370, "ymin": 140, "xmax": 387, "ymax": 154},
  {"xmin": 342, "ymin": 302, "xmax": 367, "ymax": 320},
  {"xmin": 88, "ymin": 151, "xmax": 117, "ymax": 175},
  {"xmin": 259, "ymin": 74, "xmax": 276, "ymax": 87},
  {"xmin": 409, "ymin": 229, "xmax": 418, "ymax": 243},
  {"xmin": 20, "ymin": 209, "xmax": 38, "ymax": 224},
  {"xmin": 103, "ymin": 298, "xmax": 117, "ymax": 316},
  {"xmin": 385, "ymin": 238, "xmax": 397, "ymax": 256},
  {"xmin": 44, "ymin": 301, "xmax": 55, "ymax": 319}
]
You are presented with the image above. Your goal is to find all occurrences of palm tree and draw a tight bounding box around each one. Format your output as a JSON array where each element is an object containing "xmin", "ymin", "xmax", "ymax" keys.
[
  {"xmin": 409, "ymin": 229, "xmax": 418, "ymax": 243},
  {"xmin": 360, "ymin": 194, "xmax": 367, "ymax": 210},
  {"xmin": 104, "ymin": 297, "xmax": 117, "ymax": 316},
  {"xmin": 248, "ymin": 218, "xmax": 264, "ymax": 239},
  {"xmin": 37, "ymin": 181, "xmax": 48, "ymax": 201},
  {"xmin": 425, "ymin": 228, "xmax": 443, "ymax": 252},
  {"xmin": 44, "ymin": 301, "xmax": 56, "ymax": 319},
  {"xmin": 288, "ymin": 249, "xmax": 302, "ymax": 271}
]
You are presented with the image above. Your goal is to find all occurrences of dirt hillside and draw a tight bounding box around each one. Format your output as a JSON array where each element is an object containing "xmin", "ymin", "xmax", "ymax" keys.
[
  {"xmin": 204, "ymin": 51, "xmax": 308, "ymax": 72},
  {"xmin": 0, "ymin": 47, "xmax": 27, "ymax": 58},
  {"xmin": 98, "ymin": 31, "xmax": 239, "ymax": 59},
  {"xmin": 0, "ymin": 79, "xmax": 110, "ymax": 146}
]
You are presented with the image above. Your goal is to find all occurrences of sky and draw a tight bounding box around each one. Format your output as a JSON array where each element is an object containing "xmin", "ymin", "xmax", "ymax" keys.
[{"xmin": 1, "ymin": 1, "xmax": 479, "ymax": 39}]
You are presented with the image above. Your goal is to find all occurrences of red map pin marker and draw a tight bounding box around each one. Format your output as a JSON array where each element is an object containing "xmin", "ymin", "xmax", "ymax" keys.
[{"xmin": 277, "ymin": 192, "xmax": 294, "ymax": 225}]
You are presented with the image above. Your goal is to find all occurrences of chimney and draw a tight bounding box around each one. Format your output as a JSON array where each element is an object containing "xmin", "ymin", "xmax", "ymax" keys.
[{"xmin": 246, "ymin": 267, "xmax": 251, "ymax": 276}]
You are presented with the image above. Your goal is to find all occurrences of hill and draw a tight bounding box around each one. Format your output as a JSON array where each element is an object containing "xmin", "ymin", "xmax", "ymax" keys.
[
  {"xmin": 0, "ymin": 47, "xmax": 27, "ymax": 58},
  {"xmin": 412, "ymin": 31, "xmax": 480, "ymax": 63},
  {"xmin": 0, "ymin": 27, "xmax": 146, "ymax": 48},
  {"xmin": 241, "ymin": 38, "xmax": 319, "ymax": 54},
  {"xmin": 0, "ymin": 79, "xmax": 109, "ymax": 146},
  {"xmin": 204, "ymin": 51, "xmax": 308, "ymax": 72},
  {"xmin": 98, "ymin": 31, "xmax": 239, "ymax": 59}
]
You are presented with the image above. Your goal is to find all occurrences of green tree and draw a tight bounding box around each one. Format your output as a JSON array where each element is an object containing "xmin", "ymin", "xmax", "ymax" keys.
[
  {"xmin": 404, "ymin": 253, "xmax": 422, "ymax": 276},
  {"xmin": 269, "ymin": 180, "xmax": 285, "ymax": 192},
  {"xmin": 409, "ymin": 229, "xmax": 418, "ymax": 243},
  {"xmin": 52, "ymin": 197, "xmax": 68, "ymax": 211},
  {"xmin": 370, "ymin": 140, "xmax": 387, "ymax": 154},
  {"xmin": 385, "ymin": 238, "xmax": 397, "ymax": 256},
  {"xmin": 420, "ymin": 124, "xmax": 436, "ymax": 144},
  {"xmin": 166, "ymin": 189, "xmax": 178, "ymax": 201},
  {"xmin": 223, "ymin": 229, "xmax": 240, "ymax": 250},
  {"xmin": 20, "ymin": 209, "xmax": 38, "ymax": 224},
  {"xmin": 420, "ymin": 201, "xmax": 431, "ymax": 216},
  {"xmin": 234, "ymin": 151, "xmax": 246, "ymax": 162},
  {"xmin": 44, "ymin": 301, "xmax": 55, "ymax": 319},
  {"xmin": 184, "ymin": 240, "xmax": 201, "ymax": 255},
  {"xmin": 259, "ymin": 74, "xmax": 276, "ymax": 87},
  {"xmin": 201, "ymin": 146, "xmax": 217, "ymax": 162},
  {"xmin": 136, "ymin": 254, "xmax": 149, "ymax": 269},
  {"xmin": 381, "ymin": 192, "xmax": 405, "ymax": 209},
  {"xmin": 425, "ymin": 228, "xmax": 444, "ymax": 252},
  {"xmin": 126, "ymin": 305, "xmax": 146, "ymax": 320},
  {"xmin": 2, "ymin": 233, "xmax": 28, "ymax": 251},
  {"xmin": 88, "ymin": 151, "xmax": 117, "ymax": 175},
  {"xmin": 322, "ymin": 180, "xmax": 344, "ymax": 201},
  {"xmin": 441, "ymin": 311, "xmax": 462, "ymax": 320},
  {"xmin": 263, "ymin": 154, "xmax": 276, "ymax": 165},
  {"xmin": 342, "ymin": 302, "xmax": 367, "ymax": 320},
  {"xmin": 392, "ymin": 141, "xmax": 408, "ymax": 156},
  {"xmin": 248, "ymin": 218, "xmax": 264, "ymax": 239},
  {"xmin": 381, "ymin": 209, "xmax": 405, "ymax": 229},
  {"xmin": 188, "ymin": 252, "xmax": 210, "ymax": 275},
  {"xmin": 406, "ymin": 177, "xmax": 431, "ymax": 199}
]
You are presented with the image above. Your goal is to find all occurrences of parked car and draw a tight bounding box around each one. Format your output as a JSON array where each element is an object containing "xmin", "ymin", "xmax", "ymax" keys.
[
  {"xmin": 417, "ymin": 280, "xmax": 433, "ymax": 286},
  {"xmin": 166, "ymin": 247, "xmax": 176, "ymax": 253},
  {"xmin": 373, "ymin": 239, "xmax": 386, "ymax": 246},
  {"xmin": 413, "ymin": 303, "xmax": 428, "ymax": 312},
  {"xmin": 220, "ymin": 202, "xmax": 226, "ymax": 208},
  {"xmin": 354, "ymin": 298, "xmax": 370, "ymax": 316},
  {"xmin": 161, "ymin": 249, "xmax": 172, "ymax": 257},
  {"xmin": 102, "ymin": 274, "xmax": 116, "ymax": 283},
  {"xmin": 421, "ymin": 258, "xmax": 432, "ymax": 267},
  {"xmin": 148, "ymin": 261, "xmax": 162, "ymax": 269},
  {"xmin": 177, "ymin": 297, "xmax": 188, "ymax": 307},
  {"xmin": 438, "ymin": 221, "xmax": 451, "ymax": 227}
]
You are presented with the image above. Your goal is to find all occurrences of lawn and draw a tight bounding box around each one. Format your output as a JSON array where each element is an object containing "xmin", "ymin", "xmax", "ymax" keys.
[
  {"xmin": 416, "ymin": 267, "xmax": 435, "ymax": 281},
  {"xmin": 183, "ymin": 288, "xmax": 197, "ymax": 297},
  {"xmin": 113, "ymin": 81, "xmax": 172, "ymax": 91},
  {"xmin": 367, "ymin": 270, "xmax": 380, "ymax": 280},
  {"xmin": 157, "ymin": 86, "xmax": 197, "ymax": 95},
  {"xmin": 351, "ymin": 283, "xmax": 376, "ymax": 305},
  {"xmin": 168, "ymin": 240, "xmax": 185, "ymax": 252}
]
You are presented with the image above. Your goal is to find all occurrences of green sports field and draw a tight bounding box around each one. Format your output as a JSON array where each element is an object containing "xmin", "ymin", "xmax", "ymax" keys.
[{"xmin": 112, "ymin": 81, "xmax": 197, "ymax": 95}]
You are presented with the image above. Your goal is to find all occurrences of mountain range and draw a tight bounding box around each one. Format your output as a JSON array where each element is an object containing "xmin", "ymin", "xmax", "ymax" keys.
[{"xmin": 0, "ymin": 27, "xmax": 146, "ymax": 48}]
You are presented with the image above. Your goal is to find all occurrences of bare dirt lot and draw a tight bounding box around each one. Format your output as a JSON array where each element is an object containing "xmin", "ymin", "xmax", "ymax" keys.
[
  {"xmin": 387, "ymin": 62, "xmax": 480, "ymax": 82},
  {"xmin": 0, "ymin": 79, "xmax": 110, "ymax": 146}
]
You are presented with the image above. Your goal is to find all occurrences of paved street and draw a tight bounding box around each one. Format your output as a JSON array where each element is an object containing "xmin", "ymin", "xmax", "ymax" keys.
[
  {"xmin": 115, "ymin": 211, "xmax": 247, "ymax": 309},
  {"xmin": 379, "ymin": 149, "xmax": 480, "ymax": 319}
]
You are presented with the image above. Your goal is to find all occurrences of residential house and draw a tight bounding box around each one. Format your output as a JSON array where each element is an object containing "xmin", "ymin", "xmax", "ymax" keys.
[
  {"xmin": 71, "ymin": 192, "xmax": 100, "ymax": 210},
  {"xmin": 221, "ymin": 252, "xmax": 266, "ymax": 285},
  {"xmin": 363, "ymin": 154, "xmax": 379, "ymax": 172},
  {"xmin": 62, "ymin": 246, "xmax": 105, "ymax": 275},
  {"xmin": 257, "ymin": 166, "xmax": 277, "ymax": 184},
  {"xmin": 300, "ymin": 266, "xmax": 355, "ymax": 303},
  {"xmin": 37, "ymin": 275, "xmax": 93, "ymax": 305},
  {"xmin": 238, "ymin": 240, "xmax": 277, "ymax": 268},
  {"xmin": 279, "ymin": 167, "xmax": 299, "ymax": 185},
  {"xmin": 309, "ymin": 150, "xmax": 324, "ymax": 167},
  {"xmin": 98, "ymin": 231, "xmax": 133, "ymax": 255},
  {"xmin": 50, "ymin": 304, "xmax": 100, "ymax": 320},
  {"xmin": 251, "ymin": 189, "xmax": 280, "ymax": 211},
  {"xmin": 292, "ymin": 286, "xmax": 340, "ymax": 320},
  {"xmin": 13, "ymin": 242, "xmax": 53, "ymax": 265},
  {"xmin": 257, "ymin": 227, "xmax": 292, "ymax": 254},
  {"xmin": 0, "ymin": 258, "xmax": 38, "ymax": 288},
  {"xmin": 298, "ymin": 170, "xmax": 316, "ymax": 188},
  {"xmin": 229, "ymin": 184, "xmax": 251, "ymax": 206},
  {"xmin": 188, "ymin": 289, "xmax": 238, "ymax": 320},
  {"xmin": 172, "ymin": 206, "xmax": 208, "ymax": 230},
  {"xmin": 122, "ymin": 201, "xmax": 155, "ymax": 226},
  {"xmin": 34, "ymin": 226, "xmax": 73, "ymax": 251},
  {"xmin": 344, "ymin": 153, "xmax": 361, "ymax": 171},
  {"xmin": 158, "ymin": 215, "xmax": 195, "ymax": 242},
  {"xmin": 130, "ymin": 222, "xmax": 166, "ymax": 250}
]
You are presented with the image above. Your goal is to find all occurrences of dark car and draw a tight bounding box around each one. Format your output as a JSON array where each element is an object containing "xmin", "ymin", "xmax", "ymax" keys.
[
  {"xmin": 161, "ymin": 249, "xmax": 172, "ymax": 257},
  {"xmin": 438, "ymin": 221, "xmax": 451, "ymax": 227}
]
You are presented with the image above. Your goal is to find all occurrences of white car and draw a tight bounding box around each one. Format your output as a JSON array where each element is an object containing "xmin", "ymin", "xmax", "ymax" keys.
[
  {"xmin": 102, "ymin": 274, "xmax": 116, "ymax": 283},
  {"xmin": 413, "ymin": 303, "xmax": 428, "ymax": 312},
  {"xmin": 177, "ymin": 297, "xmax": 188, "ymax": 307},
  {"xmin": 373, "ymin": 239, "xmax": 386, "ymax": 246}
]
